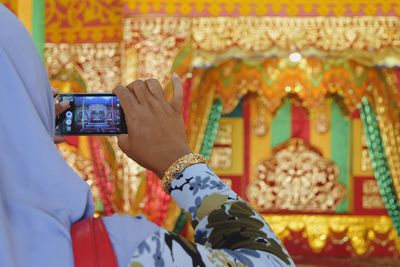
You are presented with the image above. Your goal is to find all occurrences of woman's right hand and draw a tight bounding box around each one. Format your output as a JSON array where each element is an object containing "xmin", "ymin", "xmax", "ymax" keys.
[{"xmin": 113, "ymin": 74, "xmax": 191, "ymax": 178}]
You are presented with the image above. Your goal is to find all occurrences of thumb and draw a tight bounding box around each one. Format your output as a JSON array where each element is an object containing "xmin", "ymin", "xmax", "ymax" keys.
[{"xmin": 170, "ymin": 73, "xmax": 183, "ymax": 113}]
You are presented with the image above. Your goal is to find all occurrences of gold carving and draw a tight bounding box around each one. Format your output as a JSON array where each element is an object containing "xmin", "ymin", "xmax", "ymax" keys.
[
  {"xmin": 253, "ymin": 97, "xmax": 269, "ymax": 136},
  {"xmin": 363, "ymin": 196, "xmax": 385, "ymax": 210},
  {"xmin": 214, "ymin": 124, "xmax": 233, "ymax": 145},
  {"xmin": 209, "ymin": 147, "xmax": 232, "ymax": 170},
  {"xmin": 45, "ymin": 43, "xmax": 121, "ymax": 93},
  {"xmin": 123, "ymin": 18, "xmax": 191, "ymax": 84},
  {"xmin": 123, "ymin": 16, "xmax": 400, "ymax": 92},
  {"xmin": 192, "ymin": 17, "xmax": 398, "ymax": 51},
  {"xmin": 361, "ymin": 144, "xmax": 373, "ymax": 172},
  {"xmin": 209, "ymin": 123, "xmax": 233, "ymax": 170},
  {"xmin": 247, "ymin": 138, "xmax": 346, "ymax": 212},
  {"xmin": 362, "ymin": 180, "xmax": 384, "ymax": 209},
  {"xmin": 264, "ymin": 214, "xmax": 400, "ymax": 255}
]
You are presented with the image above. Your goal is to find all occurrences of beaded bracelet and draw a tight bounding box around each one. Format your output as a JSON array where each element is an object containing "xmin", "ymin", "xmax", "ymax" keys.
[{"xmin": 162, "ymin": 153, "xmax": 207, "ymax": 193}]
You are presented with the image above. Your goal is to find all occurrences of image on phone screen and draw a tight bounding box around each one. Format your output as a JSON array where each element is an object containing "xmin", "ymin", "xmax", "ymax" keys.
[{"xmin": 55, "ymin": 94, "xmax": 127, "ymax": 135}]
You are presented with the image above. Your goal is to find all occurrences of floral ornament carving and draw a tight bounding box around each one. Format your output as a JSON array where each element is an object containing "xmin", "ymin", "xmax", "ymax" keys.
[
  {"xmin": 247, "ymin": 138, "xmax": 346, "ymax": 212},
  {"xmin": 123, "ymin": 17, "xmax": 190, "ymax": 84},
  {"xmin": 45, "ymin": 43, "xmax": 121, "ymax": 93}
]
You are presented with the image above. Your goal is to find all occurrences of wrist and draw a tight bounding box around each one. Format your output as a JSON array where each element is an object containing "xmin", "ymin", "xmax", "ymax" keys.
[
  {"xmin": 153, "ymin": 146, "xmax": 192, "ymax": 178},
  {"xmin": 161, "ymin": 152, "xmax": 207, "ymax": 193}
]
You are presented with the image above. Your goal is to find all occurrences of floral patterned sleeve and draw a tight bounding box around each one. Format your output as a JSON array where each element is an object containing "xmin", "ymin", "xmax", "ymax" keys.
[{"xmin": 129, "ymin": 163, "xmax": 295, "ymax": 267}]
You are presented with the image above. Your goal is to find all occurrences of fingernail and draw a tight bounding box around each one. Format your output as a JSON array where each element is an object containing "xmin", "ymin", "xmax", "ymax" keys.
[{"xmin": 60, "ymin": 101, "xmax": 70, "ymax": 108}]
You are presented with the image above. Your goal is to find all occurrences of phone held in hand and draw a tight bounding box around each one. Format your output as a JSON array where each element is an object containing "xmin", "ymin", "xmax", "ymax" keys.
[{"xmin": 55, "ymin": 93, "xmax": 127, "ymax": 136}]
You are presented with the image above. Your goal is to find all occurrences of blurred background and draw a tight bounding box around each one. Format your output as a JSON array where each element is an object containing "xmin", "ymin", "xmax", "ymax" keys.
[{"xmin": 2, "ymin": 0, "xmax": 400, "ymax": 266}]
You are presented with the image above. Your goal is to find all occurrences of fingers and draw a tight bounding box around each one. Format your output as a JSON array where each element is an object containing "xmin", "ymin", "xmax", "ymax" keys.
[
  {"xmin": 127, "ymin": 80, "xmax": 152, "ymax": 104},
  {"xmin": 55, "ymin": 101, "xmax": 70, "ymax": 116},
  {"xmin": 113, "ymin": 85, "xmax": 138, "ymax": 116},
  {"xmin": 144, "ymin": 79, "xmax": 165, "ymax": 100},
  {"xmin": 52, "ymin": 88, "xmax": 58, "ymax": 97},
  {"xmin": 170, "ymin": 73, "xmax": 183, "ymax": 113},
  {"xmin": 54, "ymin": 135, "xmax": 65, "ymax": 144}
]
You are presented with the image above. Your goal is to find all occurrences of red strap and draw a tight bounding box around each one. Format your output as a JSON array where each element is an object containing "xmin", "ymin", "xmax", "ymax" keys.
[{"xmin": 71, "ymin": 218, "xmax": 118, "ymax": 267}]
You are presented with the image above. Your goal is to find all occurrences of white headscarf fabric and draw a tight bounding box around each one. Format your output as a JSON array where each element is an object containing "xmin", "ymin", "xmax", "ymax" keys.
[
  {"xmin": 0, "ymin": 6, "xmax": 159, "ymax": 267},
  {"xmin": 0, "ymin": 4, "xmax": 94, "ymax": 266}
]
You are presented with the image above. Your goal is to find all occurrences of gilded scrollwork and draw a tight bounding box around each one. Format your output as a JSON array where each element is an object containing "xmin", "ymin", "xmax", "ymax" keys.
[
  {"xmin": 45, "ymin": 43, "xmax": 121, "ymax": 92},
  {"xmin": 209, "ymin": 147, "xmax": 232, "ymax": 170},
  {"xmin": 247, "ymin": 138, "xmax": 346, "ymax": 212},
  {"xmin": 123, "ymin": 16, "xmax": 400, "ymax": 87},
  {"xmin": 265, "ymin": 214, "xmax": 400, "ymax": 255},
  {"xmin": 123, "ymin": 17, "xmax": 191, "ymax": 84}
]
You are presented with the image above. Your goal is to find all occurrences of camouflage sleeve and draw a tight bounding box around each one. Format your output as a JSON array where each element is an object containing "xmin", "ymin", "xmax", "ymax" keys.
[{"xmin": 129, "ymin": 164, "xmax": 295, "ymax": 267}]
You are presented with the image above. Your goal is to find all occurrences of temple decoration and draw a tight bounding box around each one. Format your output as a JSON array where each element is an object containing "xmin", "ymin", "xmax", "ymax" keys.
[
  {"xmin": 265, "ymin": 214, "xmax": 400, "ymax": 256},
  {"xmin": 376, "ymin": 70, "xmax": 400, "ymax": 211},
  {"xmin": 361, "ymin": 179, "xmax": 385, "ymax": 210},
  {"xmin": 247, "ymin": 138, "xmax": 345, "ymax": 212},
  {"xmin": 195, "ymin": 57, "xmax": 387, "ymax": 115},
  {"xmin": 124, "ymin": 16, "xmax": 400, "ymax": 85},
  {"xmin": 125, "ymin": 0, "xmax": 400, "ymax": 17},
  {"xmin": 360, "ymin": 98, "xmax": 400, "ymax": 235},
  {"xmin": 209, "ymin": 123, "xmax": 233, "ymax": 170},
  {"xmin": 45, "ymin": 0, "xmax": 122, "ymax": 43},
  {"xmin": 123, "ymin": 17, "xmax": 190, "ymax": 84},
  {"xmin": 45, "ymin": 43, "xmax": 121, "ymax": 92},
  {"xmin": 3, "ymin": 0, "xmax": 399, "ymax": 258}
]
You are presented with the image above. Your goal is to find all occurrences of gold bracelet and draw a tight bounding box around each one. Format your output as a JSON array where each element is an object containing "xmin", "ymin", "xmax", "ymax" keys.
[{"xmin": 162, "ymin": 153, "xmax": 207, "ymax": 193}]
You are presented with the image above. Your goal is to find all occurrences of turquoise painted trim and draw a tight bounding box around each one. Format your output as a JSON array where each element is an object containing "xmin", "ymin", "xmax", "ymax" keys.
[
  {"xmin": 271, "ymin": 100, "xmax": 291, "ymax": 148},
  {"xmin": 32, "ymin": 0, "xmax": 45, "ymax": 59},
  {"xmin": 331, "ymin": 101, "xmax": 351, "ymax": 213}
]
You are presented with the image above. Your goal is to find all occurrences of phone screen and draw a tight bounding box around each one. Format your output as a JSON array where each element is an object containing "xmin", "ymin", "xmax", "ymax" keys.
[{"xmin": 55, "ymin": 94, "xmax": 127, "ymax": 135}]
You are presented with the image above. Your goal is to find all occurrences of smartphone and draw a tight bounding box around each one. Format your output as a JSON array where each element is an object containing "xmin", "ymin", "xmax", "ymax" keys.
[{"xmin": 55, "ymin": 93, "xmax": 127, "ymax": 135}]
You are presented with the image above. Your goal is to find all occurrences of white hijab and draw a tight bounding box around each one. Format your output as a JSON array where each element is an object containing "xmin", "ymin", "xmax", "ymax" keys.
[
  {"xmin": 0, "ymin": 5, "xmax": 94, "ymax": 266},
  {"xmin": 0, "ymin": 5, "xmax": 158, "ymax": 267}
]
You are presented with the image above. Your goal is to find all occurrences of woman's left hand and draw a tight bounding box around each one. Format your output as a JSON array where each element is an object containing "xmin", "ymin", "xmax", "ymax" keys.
[{"xmin": 53, "ymin": 89, "xmax": 70, "ymax": 144}]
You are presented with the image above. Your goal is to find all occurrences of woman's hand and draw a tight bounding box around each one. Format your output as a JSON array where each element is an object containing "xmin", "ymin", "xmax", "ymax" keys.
[
  {"xmin": 113, "ymin": 74, "xmax": 191, "ymax": 178},
  {"xmin": 53, "ymin": 89, "xmax": 70, "ymax": 144}
]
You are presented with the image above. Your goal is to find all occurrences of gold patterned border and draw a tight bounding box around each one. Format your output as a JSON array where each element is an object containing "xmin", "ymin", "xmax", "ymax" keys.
[
  {"xmin": 189, "ymin": 17, "xmax": 400, "ymax": 53},
  {"xmin": 125, "ymin": 0, "xmax": 400, "ymax": 16},
  {"xmin": 124, "ymin": 16, "xmax": 400, "ymax": 83},
  {"xmin": 264, "ymin": 214, "xmax": 400, "ymax": 256}
]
